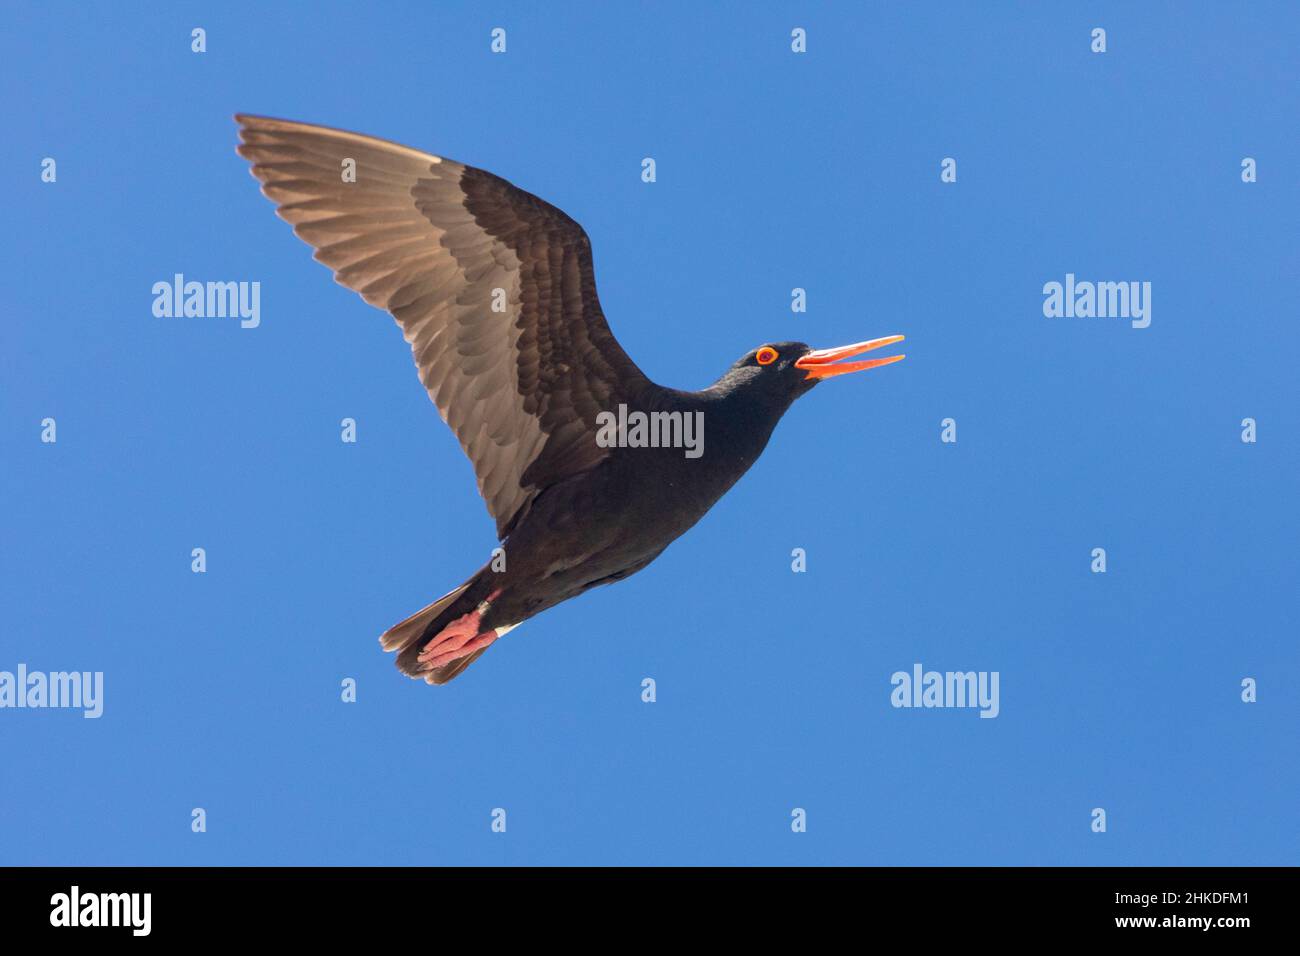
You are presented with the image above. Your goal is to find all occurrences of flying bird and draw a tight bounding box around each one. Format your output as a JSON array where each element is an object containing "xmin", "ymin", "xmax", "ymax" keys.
[{"xmin": 235, "ymin": 115, "xmax": 904, "ymax": 684}]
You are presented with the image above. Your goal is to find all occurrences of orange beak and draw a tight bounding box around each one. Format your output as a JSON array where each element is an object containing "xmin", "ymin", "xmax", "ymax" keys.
[{"xmin": 794, "ymin": 335, "xmax": 906, "ymax": 380}]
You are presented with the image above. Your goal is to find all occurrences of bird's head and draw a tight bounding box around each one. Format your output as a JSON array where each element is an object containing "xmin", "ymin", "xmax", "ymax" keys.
[{"xmin": 723, "ymin": 336, "xmax": 906, "ymax": 406}]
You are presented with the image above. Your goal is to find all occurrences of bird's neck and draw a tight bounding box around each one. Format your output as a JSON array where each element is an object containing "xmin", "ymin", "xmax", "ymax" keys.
[{"xmin": 654, "ymin": 381, "xmax": 793, "ymax": 469}]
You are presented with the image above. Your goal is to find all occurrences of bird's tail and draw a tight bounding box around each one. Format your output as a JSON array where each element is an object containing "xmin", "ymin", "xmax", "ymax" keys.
[{"xmin": 380, "ymin": 573, "xmax": 489, "ymax": 684}]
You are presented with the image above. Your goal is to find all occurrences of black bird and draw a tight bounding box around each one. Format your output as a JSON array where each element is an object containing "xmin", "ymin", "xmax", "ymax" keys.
[{"xmin": 235, "ymin": 115, "xmax": 904, "ymax": 684}]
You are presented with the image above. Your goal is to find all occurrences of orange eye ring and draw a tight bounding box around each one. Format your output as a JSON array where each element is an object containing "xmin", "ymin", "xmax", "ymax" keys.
[{"xmin": 756, "ymin": 346, "xmax": 779, "ymax": 366}]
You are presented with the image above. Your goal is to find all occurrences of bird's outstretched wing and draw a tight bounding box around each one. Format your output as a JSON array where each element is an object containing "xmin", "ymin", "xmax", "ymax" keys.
[{"xmin": 235, "ymin": 115, "xmax": 650, "ymax": 538}]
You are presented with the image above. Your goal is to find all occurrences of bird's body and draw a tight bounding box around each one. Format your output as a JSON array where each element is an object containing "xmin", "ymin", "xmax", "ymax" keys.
[
  {"xmin": 236, "ymin": 115, "xmax": 904, "ymax": 684},
  {"xmin": 455, "ymin": 382, "xmax": 786, "ymax": 626},
  {"xmin": 382, "ymin": 378, "xmax": 794, "ymax": 680}
]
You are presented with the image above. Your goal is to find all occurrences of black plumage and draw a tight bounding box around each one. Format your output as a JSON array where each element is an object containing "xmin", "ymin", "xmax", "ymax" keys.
[{"xmin": 235, "ymin": 115, "xmax": 904, "ymax": 683}]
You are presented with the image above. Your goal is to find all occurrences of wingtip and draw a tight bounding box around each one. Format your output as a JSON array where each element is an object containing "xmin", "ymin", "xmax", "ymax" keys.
[
  {"xmin": 233, "ymin": 112, "xmax": 292, "ymax": 131},
  {"xmin": 229, "ymin": 114, "xmax": 453, "ymax": 166}
]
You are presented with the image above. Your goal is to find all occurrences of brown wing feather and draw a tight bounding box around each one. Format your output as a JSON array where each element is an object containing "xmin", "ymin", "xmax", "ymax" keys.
[{"xmin": 235, "ymin": 114, "xmax": 651, "ymax": 537}]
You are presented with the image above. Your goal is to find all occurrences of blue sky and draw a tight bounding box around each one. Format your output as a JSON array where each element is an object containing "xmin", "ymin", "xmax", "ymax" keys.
[{"xmin": 2, "ymin": 2, "xmax": 1296, "ymax": 865}]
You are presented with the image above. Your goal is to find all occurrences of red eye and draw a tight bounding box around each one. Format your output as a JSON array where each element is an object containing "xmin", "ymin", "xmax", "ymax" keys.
[{"xmin": 756, "ymin": 347, "xmax": 779, "ymax": 366}]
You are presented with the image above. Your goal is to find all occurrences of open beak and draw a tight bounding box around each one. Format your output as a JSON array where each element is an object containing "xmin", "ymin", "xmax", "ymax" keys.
[{"xmin": 795, "ymin": 335, "xmax": 906, "ymax": 380}]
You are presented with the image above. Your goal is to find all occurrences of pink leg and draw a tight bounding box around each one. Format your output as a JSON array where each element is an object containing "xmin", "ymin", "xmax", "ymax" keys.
[
  {"xmin": 416, "ymin": 590, "xmax": 504, "ymax": 668},
  {"xmin": 422, "ymin": 630, "xmax": 500, "ymax": 669}
]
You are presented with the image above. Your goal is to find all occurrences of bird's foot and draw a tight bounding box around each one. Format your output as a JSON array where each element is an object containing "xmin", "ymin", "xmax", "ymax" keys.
[{"xmin": 417, "ymin": 590, "xmax": 507, "ymax": 670}]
